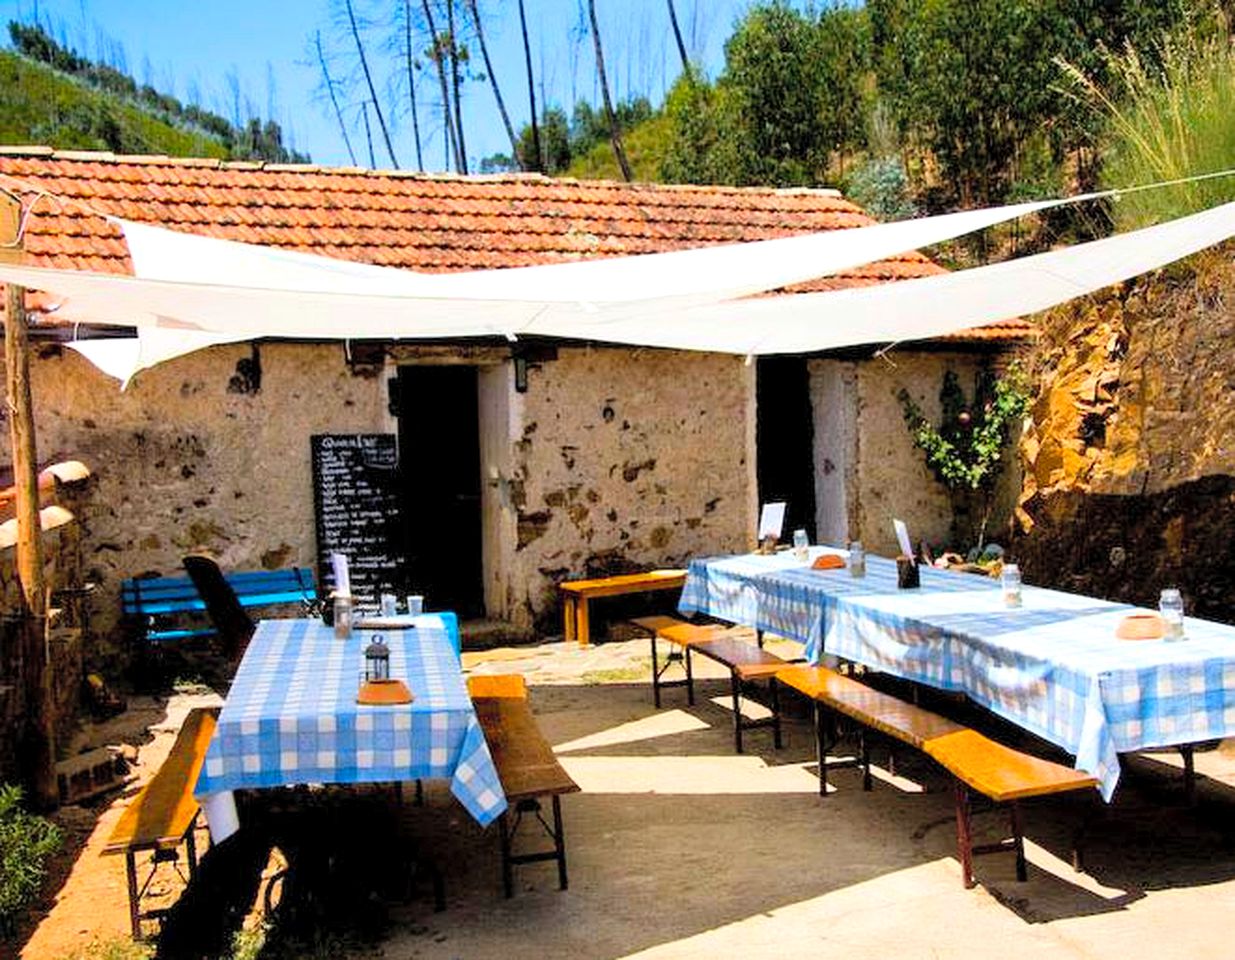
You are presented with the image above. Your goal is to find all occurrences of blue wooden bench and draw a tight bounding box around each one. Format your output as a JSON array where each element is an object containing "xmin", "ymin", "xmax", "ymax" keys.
[{"xmin": 122, "ymin": 567, "xmax": 317, "ymax": 643}]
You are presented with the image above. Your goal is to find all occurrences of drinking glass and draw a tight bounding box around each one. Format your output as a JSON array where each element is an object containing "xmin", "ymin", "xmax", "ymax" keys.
[
  {"xmin": 406, "ymin": 594, "xmax": 425, "ymax": 616},
  {"xmin": 793, "ymin": 529, "xmax": 810, "ymax": 562},
  {"xmin": 1159, "ymin": 588, "xmax": 1185, "ymax": 640},
  {"xmin": 847, "ymin": 541, "xmax": 866, "ymax": 578},
  {"xmin": 380, "ymin": 593, "xmax": 398, "ymax": 617},
  {"xmin": 1001, "ymin": 563, "xmax": 1022, "ymax": 608}
]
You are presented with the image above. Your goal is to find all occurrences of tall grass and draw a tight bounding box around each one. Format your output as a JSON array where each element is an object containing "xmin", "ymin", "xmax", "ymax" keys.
[{"xmin": 1059, "ymin": 9, "xmax": 1235, "ymax": 231}]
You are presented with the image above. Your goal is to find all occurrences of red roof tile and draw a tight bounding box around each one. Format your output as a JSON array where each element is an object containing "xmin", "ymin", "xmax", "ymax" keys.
[{"xmin": 0, "ymin": 147, "xmax": 1033, "ymax": 344}]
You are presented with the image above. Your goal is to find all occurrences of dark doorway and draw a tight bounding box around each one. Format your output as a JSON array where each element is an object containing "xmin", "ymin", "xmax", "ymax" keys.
[
  {"xmin": 756, "ymin": 357, "xmax": 817, "ymax": 541},
  {"xmin": 396, "ymin": 365, "xmax": 485, "ymax": 618}
]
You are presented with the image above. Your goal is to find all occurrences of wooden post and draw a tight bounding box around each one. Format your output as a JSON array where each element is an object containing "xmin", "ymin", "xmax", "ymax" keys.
[{"xmin": 2, "ymin": 191, "xmax": 57, "ymax": 809}]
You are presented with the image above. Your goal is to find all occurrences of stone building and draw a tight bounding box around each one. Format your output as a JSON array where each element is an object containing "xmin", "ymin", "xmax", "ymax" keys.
[{"xmin": 0, "ymin": 148, "xmax": 1029, "ymax": 638}]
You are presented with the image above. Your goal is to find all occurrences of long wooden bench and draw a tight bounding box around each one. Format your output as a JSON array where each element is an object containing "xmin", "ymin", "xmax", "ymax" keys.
[
  {"xmin": 103, "ymin": 706, "xmax": 219, "ymax": 939},
  {"xmin": 777, "ymin": 664, "xmax": 1098, "ymax": 889},
  {"xmin": 122, "ymin": 566, "xmax": 316, "ymax": 643},
  {"xmin": 633, "ymin": 617, "xmax": 794, "ymax": 753},
  {"xmin": 560, "ymin": 569, "xmax": 687, "ymax": 646},
  {"xmin": 468, "ymin": 674, "xmax": 581, "ymax": 897}
]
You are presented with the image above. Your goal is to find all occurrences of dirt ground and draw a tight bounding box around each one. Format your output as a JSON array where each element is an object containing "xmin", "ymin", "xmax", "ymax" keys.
[{"xmin": 13, "ymin": 634, "xmax": 1235, "ymax": 960}]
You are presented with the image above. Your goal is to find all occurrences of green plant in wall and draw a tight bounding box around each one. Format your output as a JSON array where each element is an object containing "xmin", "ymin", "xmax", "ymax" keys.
[
  {"xmin": 0, "ymin": 783, "xmax": 61, "ymax": 936},
  {"xmin": 897, "ymin": 363, "xmax": 1031, "ymax": 550}
]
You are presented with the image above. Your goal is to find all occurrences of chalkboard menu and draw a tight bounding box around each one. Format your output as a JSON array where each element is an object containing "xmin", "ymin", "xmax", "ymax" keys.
[{"xmin": 311, "ymin": 434, "xmax": 405, "ymax": 609}]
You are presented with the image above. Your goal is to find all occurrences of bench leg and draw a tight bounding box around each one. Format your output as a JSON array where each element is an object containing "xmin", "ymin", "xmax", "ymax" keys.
[
  {"xmin": 1180, "ymin": 744, "xmax": 1196, "ymax": 805},
  {"xmin": 730, "ymin": 672, "xmax": 744, "ymax": 754},
  {"xmin": 552, "ymin": 795, "xmax": 568, "ymax": 891},
  {"xmin": 499, "ymin": 811, "xmax": 515, "ymax": 899},
  {"xmin": 954, "ymin": 780, "xmax": 975, "ymax": 889},
  {"xmin": 651, "ymin": 632, "xmax": 661, "ymax": 708},
  {"xmin": 576, "ymin": 598, "xmax": 590, "ymax": 648},
  {"xmin": 685, "ymin": 647, "xmax": 695, "ymax": 706},
  {"xmin": 756, "ymin": 629, "xmax": 764, "ymax": 650},
  {"xmin": 861, "ymin": 730, "xmax": 872, "ymax": 792},
  {"xmin": 771, "ymin": 679, "xmax": 782, "ymax": 750},
  {"xmin": 185, "ymin": 825, "xmax": 198, "ymax": 880},
  {"xmin": 125, "ymin": 850, "xmax": 142, "ymax": 940},
  {"xmin": 814, "ymin": 702, "xmax": 828, "ymax": 797},
  {"xmin": 1010, "ymin": 801, "xmax": 1027, "ymax": 882},
  {"xmin": 563, "ymin": 597, "xmax": 576, "ymax": 644}
]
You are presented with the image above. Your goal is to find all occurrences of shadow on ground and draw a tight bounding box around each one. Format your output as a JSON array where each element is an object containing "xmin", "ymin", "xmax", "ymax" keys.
[{"xmin": 123, "ymin": 678, "xmax": 1235, "ymax": 960}]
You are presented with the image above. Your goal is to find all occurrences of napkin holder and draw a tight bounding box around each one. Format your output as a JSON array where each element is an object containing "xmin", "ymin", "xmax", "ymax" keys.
[
  {"xmin": 356, "ymin": 679, "xmax": 414, "ymax": 705},
  {"xmin": 896, "ymin": 556, "xmax": 920, "ymax": 589}
]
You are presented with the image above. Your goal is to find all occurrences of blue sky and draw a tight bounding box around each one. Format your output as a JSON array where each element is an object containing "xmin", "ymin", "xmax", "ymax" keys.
[{"xmin": 0, "ymin": 0, "xmax": 763, "ymax": 170}]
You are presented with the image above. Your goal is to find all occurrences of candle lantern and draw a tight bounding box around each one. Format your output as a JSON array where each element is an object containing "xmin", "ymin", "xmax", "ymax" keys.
[
  {"xmin": 364, "ymin": 635, "xmax": 391, "ymax": 682},
  {"xmin": 356, "ymin": 633, "xmax": 412, "ymax": 705}
]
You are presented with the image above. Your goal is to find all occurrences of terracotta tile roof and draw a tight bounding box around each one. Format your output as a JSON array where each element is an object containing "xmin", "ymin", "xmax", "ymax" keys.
[{"xmin": 0, "ymin": 147, "xmax": 1033, "ymax": 345}]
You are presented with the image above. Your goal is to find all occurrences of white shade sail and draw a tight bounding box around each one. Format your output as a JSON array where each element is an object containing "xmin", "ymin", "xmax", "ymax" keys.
[
  {"xmin": 116, "ymin": 193, "xmax": 1081, "ymax": 304},
  {"xmin": 1, "ymin": 191, "xmax": 1231, "ymax": 383}
]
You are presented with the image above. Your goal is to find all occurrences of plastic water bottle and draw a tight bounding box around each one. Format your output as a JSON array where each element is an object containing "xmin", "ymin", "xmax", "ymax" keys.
[
  {"xmin": 848, "ymin": 541, "xmax": 866, "ymax": 578},
  {"xmin": 1159, "ymin": 588, "xmax": 1185, "ymax": 640},
  {"xmin": 1001, "ymin": 564, "xmax": 1023, "ymax": 608}
]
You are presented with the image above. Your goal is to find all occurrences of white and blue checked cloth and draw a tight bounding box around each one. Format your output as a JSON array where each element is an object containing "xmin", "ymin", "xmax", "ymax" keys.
[
  {"xmin": 194, "ymin": 615, "xmax": 506, "ymax": 839},
  {"xmin": 681, "ymin": 549, "xmax": 1235, "ymax": 801}
]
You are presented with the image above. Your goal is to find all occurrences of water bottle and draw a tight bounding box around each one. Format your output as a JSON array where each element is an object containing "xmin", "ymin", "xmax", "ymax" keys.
[
  {"xmin": 1001, "ymin": 563, "xmax": 1022, "ymax": 608},
  {"xmin": 847, "ymin": 541, "xmax": 866, "ymax": 578},
  {"xmin": 1159, "ymin": 588, "xmax": 1185, "ymax": 640},
  {"xmin": 793, "ymin": 528, "xmax": 810, "ymax": 562}
]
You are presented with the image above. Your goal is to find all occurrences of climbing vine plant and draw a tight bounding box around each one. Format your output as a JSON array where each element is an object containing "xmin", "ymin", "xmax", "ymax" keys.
[{"xmin": 897, "ymin": 363, "xmax": 1031, "ymax": 549}]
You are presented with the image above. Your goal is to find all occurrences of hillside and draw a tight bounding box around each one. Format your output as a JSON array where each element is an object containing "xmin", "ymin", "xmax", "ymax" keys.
[{"xmin": 0, "ymin": 49, "xmax": 229, "ymax": 158}]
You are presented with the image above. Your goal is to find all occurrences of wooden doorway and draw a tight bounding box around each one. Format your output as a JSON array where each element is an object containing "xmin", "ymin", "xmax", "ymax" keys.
[
  {"xmin": 396, "ymin": 365, "xmax": 485, "ymax": 618},
  {"xmin": 756, "ymin": 357, "xmax": 817, "ymax": 541}
]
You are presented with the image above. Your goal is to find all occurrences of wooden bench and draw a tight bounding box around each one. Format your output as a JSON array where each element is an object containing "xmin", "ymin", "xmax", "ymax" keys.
[
  {"xmin": 777, "ymin": 664, "xmax": 1099, "ymax": 889},
  {"xmin": 468, "ymin": 674, "xmax": 581, "ymax": 897},
  {"xmin": 103, "ymin": 706, "xmax": 219, "ymax": 939},
  {"xmin": 633, "ymin": 618, "xmax": 793, "ymax": 753},
  {"xmin": 559, "ymin": 569, "xmax": 687, "ymax": 646},
  {"xmin": 122, "ymin": 566, "xmax": 316, "ymax": 643}
]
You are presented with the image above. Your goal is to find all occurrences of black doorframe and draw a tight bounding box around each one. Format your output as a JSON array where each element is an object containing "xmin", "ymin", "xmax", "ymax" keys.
[
  {"xmin": 395, "ymin": 365, "xmax": 486, "ymax": 619},
  {"xmin": 755, "ymin": 357, "xmax": 817, "ymax": 542}
]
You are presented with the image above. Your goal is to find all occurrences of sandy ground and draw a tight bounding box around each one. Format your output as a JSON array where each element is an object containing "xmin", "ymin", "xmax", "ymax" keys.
[{"xmin": 15, "ymin": 635, "xmax": 1235, "ymax": 960}]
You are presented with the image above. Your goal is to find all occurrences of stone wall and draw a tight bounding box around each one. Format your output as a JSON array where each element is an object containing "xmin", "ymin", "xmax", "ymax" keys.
[
  {"xmin": 5, "ymin": 341, "xmax": 386, "ymax": 660},
  {"xmin": 1015, "ymin": 251, "xmax": 1235, "ymax": 620},
  {"xmin": 4, "ymin": 340, "xmax": 758, "ymax": 643},
  {"xmin": 501, "ymin": 347, "xmax": 756, "ymax": 628},
  {"xmin": 0, "ymin": 521, "xmax": 85, "ymax": 783},
  {"xmin": 6, "ymin": 334, "xmax": 1023, "ymax": 654},
  {"xmin": 810, "ymin": 350, "xmax": 1023, "ymax": 557}
]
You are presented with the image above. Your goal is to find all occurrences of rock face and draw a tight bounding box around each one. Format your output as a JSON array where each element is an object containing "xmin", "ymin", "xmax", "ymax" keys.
[{"xmin": 1015, "ymin": 251, "xmax": 1235, "ymax": 620}]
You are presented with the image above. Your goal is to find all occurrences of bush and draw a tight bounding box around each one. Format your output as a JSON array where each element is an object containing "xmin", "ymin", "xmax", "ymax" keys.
[
  {"xmin": 0, "ymin": 783, "xmax": 61, "ymax": 934},
  {"xmin": 1060, "ymin": 6, "xmax": 1235, "ymax": 231}
]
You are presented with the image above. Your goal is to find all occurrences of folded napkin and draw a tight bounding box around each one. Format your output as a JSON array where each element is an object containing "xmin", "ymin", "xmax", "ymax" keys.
[{"xmin": 812, "ymin": 554, "xmax": 846, "ymax": 570}]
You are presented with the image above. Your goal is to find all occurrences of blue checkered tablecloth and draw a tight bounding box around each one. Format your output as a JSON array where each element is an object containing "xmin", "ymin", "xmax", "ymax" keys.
[
  {"xmin": 681, "ymin": 549, "xmax": 1235, "ymax": 800},
  {"xmin": 194, "ymin": 615, "xmax": 506, "ymax": 828}
]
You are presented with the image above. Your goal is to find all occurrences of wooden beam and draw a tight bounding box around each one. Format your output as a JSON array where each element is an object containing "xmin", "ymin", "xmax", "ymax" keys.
[{"xmin": 2, "ymin": 190, "xmax": 57, "ymax": 809}]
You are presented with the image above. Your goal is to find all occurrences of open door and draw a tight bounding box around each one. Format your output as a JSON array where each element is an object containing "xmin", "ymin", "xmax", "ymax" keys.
[
  {"xmin": 756, "ymin": 357, "xmax": 817, "ymax": 541},
  {"xmin": 396, "ymin": 366, "xmax": 485, "ymax": 618}
]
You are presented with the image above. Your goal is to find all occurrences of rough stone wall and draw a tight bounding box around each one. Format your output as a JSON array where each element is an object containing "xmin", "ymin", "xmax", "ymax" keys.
[
  {"xmin": 503, "ymin": 347, "xmax": 756, "ymax": 628},
  {"xmin": 0, "ymin": 522, "xmax": 84, "ymax": 780},
  {"xmin": 811, "ymin": 351, "xmax": 1024, "ymax": 557},
  {"xmin": 1015, "ymin": 252, "xmax": 1235, "ymax": 619},
  {"xmin": 3, "ymin": 341, "xmax": 386, "ymax": 659}
]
